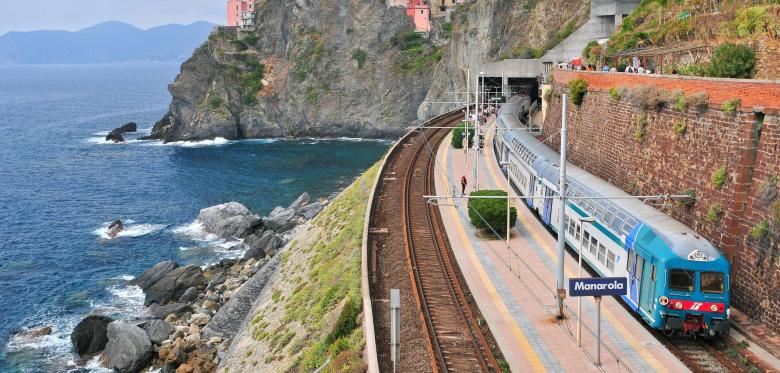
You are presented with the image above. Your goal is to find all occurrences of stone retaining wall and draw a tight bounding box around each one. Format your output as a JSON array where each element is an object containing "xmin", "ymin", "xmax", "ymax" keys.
[{"xmin": 543, "ymin": 69, "xmax": 780, "ymax": 332}]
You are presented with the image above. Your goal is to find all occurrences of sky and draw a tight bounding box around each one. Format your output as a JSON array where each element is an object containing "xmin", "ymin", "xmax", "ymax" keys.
[{"xmin": 0, "ymin": 0, "xmax": 226, "ymax": 35}]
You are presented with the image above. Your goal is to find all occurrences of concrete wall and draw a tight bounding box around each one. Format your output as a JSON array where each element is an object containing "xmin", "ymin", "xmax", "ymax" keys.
[
  {"xmin": 543, "ymin": 69, "xmax": 780, "ymax": 332},
  {"xmin": 541, "ymin": 0, "xmax": 640, "ymax": 63}
]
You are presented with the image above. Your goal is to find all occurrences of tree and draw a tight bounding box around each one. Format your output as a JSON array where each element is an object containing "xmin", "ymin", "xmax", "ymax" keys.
[
  {"xmin": 708, "ymin": 43, "xmax": 755, "ymax": 79},
  {"xmin": 467, "ymin": 190, "xmax": 517, "ymax": 235}
]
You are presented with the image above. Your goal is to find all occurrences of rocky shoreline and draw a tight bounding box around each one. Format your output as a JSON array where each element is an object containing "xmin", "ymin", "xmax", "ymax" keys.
[{"xmin": 68, "ymin": 193, "xmax": 325, "ymax": 372}]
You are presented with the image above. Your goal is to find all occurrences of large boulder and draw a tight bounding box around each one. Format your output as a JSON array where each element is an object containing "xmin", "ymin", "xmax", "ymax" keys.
[
  {"xmin": 105, "ymin": 321, "xmax": 152, "ymax": 373},
  {"xmin": 288, "ymin": 192, "xmax": 311, "ymax": 211},
  {"xmin": 144, "ymin": 265, "xmax": 206, "ymax": 306},
  {"xmin": 105, "ymin": 130, "xmax": 125, "ymax": 143},
  {"xmin": 178, "ymin": 286, "xmax": 199, "ymax": 304},
  {"xmin": 197, "ymin": 202, "xmax": 259, "ymax": 239},
  {"xmin": 130, "ymin": 261, "xmax": 179, "ymax": 290},
  {"xmin": 264, "ymin": 208, "xmax": 295, "ymax": 232},
  {"xmin": 118, "ymin": 122, "xmax": 137, "ymax": 133},
  {"xmin": 298, "ymin": 202, "xmax": 324, "ymax": 220},
  {"xmin": 71, "ymin": 315, "xmax": 114, "ymax": 356},
  {"xmin": 142, "ymin": 319, "xmax": 174, "ymax": 345},
  {"xmin": 147, "ymin": 303, "xmax": 190, "ymax": 319},
  {"xmin": 243, "ymin": 231, "xmax": 282, "ymax": 260}
]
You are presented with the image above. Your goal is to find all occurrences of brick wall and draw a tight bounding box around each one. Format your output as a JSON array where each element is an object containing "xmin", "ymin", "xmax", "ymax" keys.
[{"xmin": 543, "ymin": 70, "xmax": 780, "ymax": 331}]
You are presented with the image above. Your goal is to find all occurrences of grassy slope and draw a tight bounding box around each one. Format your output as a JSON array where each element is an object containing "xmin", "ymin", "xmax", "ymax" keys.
[{"xmin": 221, "ymin": 162, "xmax": 379, "ymax": 373}]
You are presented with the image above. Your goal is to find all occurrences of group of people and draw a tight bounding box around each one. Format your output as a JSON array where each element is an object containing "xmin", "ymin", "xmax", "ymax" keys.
[{"xmin": 559, "ymin": 55, "xmax": 680, "ymax": 76}]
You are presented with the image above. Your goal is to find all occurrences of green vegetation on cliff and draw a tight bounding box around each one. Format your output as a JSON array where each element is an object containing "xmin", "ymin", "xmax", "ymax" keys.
[
  {"xmin": 225, "ymin": 163, "xmax": 379, "ymax": 372},
  {"xmin": 392, "ymin": 31, "xmax": 442, "ymax": 73}
]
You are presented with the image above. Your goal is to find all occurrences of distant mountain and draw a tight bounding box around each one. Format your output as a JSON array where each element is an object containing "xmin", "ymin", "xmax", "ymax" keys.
[{"xmin": 0, "ymin": 21, "xmax": 216, "ymax": 64}]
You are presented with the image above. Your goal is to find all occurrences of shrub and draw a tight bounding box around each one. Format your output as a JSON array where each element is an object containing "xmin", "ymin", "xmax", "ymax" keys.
[
  {"xmin": 673, "ymin": 91, "xmax": 687, "ymax": 111},
  {"xmin": 749, "ymin": 220, "xmax": 769, "ymax": 240},
  {"xmin": 243, "ymin": 34, "xmax": 259, "ymax": 47},
  {"xmin": 709, "ymin": 43, "xmax": 755, "ymax": 79},
  {"xmin": 634, "ymin": 114, "xmax": 647, "ymax": 142},
  {"xmin": 711, "ymin": 166, "xmax": 727, "ymax": 189},
  {"xmin": 451, "ymin": 121, "xmax": 475, "ymax": 149},
  {"xmin": 723, "ymin": 98, "xmax": 741, "ymax": 114},
  {"xmin": 242, "ymin": 57, "xmax": 265, "ymax": 105},
  {"xmin": 610, "ymin": 87, "xmax": 619, "ymax": 101},
  {"xmin": 706, "ymin": 203, "xmax": 723, "ymax": 222},
  {"xmin": 628, "ymin": 86, "xmax": 670, "ymax": 111},
  {"xmin": 569, "ymin": 78, "xmax": 588, "ymax": 106},
  {"xmin": 441, "ymin": 22, "xmax": 453, "ymax": 33},
  {"xmin": 467, "ymin": 190, "xmax": 517, "ymax": 234},
  {"xmin": 543, "ymin": 88, "xmax": 552, "ymax": 102},
  {"xmin": 675, "ymin": 63, "xmax": 709, "ymax": 77},
  {"xmin": 210, "ymin": 96, "xmax": 223, "ymax": 109},
  {"xmin": 687, "ymin": 91, "xmax": 709, "ymax": 111},
  {"xmin": 673, "ymin": 119, "xmax": 687, "ymax": 136},
  {"xmin": 582, "ymin": 40, "xmax": 600, "ymax": 64},
  {"xmin": 352, "ymin": 49, "xmax": 367, "ymax": 69}
]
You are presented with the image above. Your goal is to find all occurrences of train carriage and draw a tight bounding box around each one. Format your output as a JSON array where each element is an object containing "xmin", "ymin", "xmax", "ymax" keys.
[{"xmin": 494, "ymin": 96, "xmax": 731, "ymax": 337}]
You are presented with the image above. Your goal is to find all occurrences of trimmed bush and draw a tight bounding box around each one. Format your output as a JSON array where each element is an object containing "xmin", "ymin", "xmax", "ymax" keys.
[
  {"xmin": 709, "ymin": 43, "xmax": 755, "ymax": 79},
  {"xmin": 451, "ymin": 121, "xmax": 475, "ymax": 149},
  {"xmin": 467, "ymin": 190, "xmax": 517, "ymax": 235},
  {"xmin": 569, "ymin": 78, "xmax": 588, "ymax": 106},
  {"xmin": 610, "ymin": 87, "xmax": 619, "ymax": 101}
]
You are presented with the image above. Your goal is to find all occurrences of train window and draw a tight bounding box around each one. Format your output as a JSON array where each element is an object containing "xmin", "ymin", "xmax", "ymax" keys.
[
  {"xmin": 598, "ymin": 244, "xmax": 606, "ymax": 263},
  {"xmin": 627, "ymin": 251, "xmax": 635, "ymax": 272},
  {"xmin": 574, "ymin": 223, "xmax": 581, "ymax": 241},
  {"xmin": 700, "ymin": 272, "xmax": 725, "ymax": 294},
  {"xmin": 583, "ymin": 231, "xmax": 590, "ymax": 245},
  {"xmin": 635, "ymin": 256, "xmax": 644, "ymax": 279},
  {"xmin": 606, "ymin": 251, "xmax": 615, "ymax": 271},
  {"xmin": 669, "ymin": 269, "xmax": 695, "ymax": 292},
  {"xmin": 590, "ymin": 236, "xmax": 598, "ymax": 255}
]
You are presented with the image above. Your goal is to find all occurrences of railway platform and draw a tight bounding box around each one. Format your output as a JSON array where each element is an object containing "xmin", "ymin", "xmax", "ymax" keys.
[{"xmin": 431, "ymin": 118, "xmax": 690, "ymax": 372}]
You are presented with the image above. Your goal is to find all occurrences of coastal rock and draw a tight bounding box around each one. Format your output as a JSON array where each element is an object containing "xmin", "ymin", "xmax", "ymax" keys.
[
  {"xmin": 178, "ymin": 286, "xmax": 199, "ymax": 304},
  {"xmin": 288, "ymin": 192, "xmax": 310, "ymax": 211},
  {"xmin": 189, "ymin": 313, "xmax": 210, "ymax": 326},
  {"xmin": 118, "ymin": 122, "xmax": 138, "ymax": 133},
  {"xmin": 144, "ymin": 265, "xmax": 206, "ymax": 306},
  {"xmin": 298, "ymin": 202, "xmax": 324, "ymax": 220},
  {"xmin": 179, "ymin": 347, "xmax": 216, "ymax": 373},
  {"xmin": 104, "ymin": 321, "xmax": 152, "ymax": 373},
  {"xmin": 142, "ymin": 319, "xmax": 174, "ymax": 345},
  {"xmin": 197, "ymin": 202, "xmax": 258, "ymax": 239},
  {"xmin": 105, "ymin": 130, "xmax": 125, "ymax": 143},
  {"xmin": 148, "ymin": 303, "xmax": 191, "ymax": 319},
  {"xmin": 130, "ymin": 261, "xmax": 179, "ymax": 290},
  {"xmin": 15, "ymin": 325, "xmax": 52, "ymax": 339},
  {"xmin": 264, "ymin": 208, "xmax": 295, "ymax": 232},
  {"xmin": 71, "ymin": 315, "xmax": 114, "ymax": 356},
  {"xmin": 107, "ymin": 220, "xmax": 124, "ymax": 238},
  {"xmin": 242, "ymin": 230, "xmax": 278, "ymax": 260}
]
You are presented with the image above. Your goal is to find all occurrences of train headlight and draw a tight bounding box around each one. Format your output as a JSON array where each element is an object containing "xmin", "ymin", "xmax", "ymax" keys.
[
  {"xmin": 659, "ymin": 296, "xmax": 669, "ymax": 306},
  {"xmin": 674, "ymin": 302, "xmax": 683, "ymax": 310},
  {"xmin": 711, "ymin": 305, "xmax": 718, "ymax": 312}
]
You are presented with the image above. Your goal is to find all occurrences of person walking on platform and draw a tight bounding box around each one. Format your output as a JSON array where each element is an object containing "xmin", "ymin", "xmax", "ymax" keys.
[{"xmin": 461, "ymin": 175, "xmax": 468, "ymax": 196}]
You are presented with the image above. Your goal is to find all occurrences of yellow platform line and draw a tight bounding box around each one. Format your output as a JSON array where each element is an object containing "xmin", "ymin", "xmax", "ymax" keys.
[
  {"xmin": 438, "ymin": 133, "xmax": 547, "ymax": 372},
  {"xmin": 482, "ymin": 124, "xmax": 669, "ymax": 373}
]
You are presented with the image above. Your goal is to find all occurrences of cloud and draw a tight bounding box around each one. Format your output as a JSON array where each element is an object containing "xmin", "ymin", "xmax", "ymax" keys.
[{"xmin": 0, "ymin": 0, "xmax": 225, "ymax": 35}]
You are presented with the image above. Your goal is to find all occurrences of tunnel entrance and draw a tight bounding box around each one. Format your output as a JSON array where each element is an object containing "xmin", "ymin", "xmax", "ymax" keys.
[{"xmin": 507, "ymin": 77, "xmax": 539, "ymax": 102}]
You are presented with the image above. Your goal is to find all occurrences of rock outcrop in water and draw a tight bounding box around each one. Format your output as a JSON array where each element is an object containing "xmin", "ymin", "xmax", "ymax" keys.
[{"xmin": 145, "ymin": 0, "xmax": 432, "ymax": 142}]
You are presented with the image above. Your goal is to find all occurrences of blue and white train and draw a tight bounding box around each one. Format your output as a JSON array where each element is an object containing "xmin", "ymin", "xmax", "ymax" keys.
[{"xmin": 494, "ymin": 96, "xmax": 731, "ymax": 337}]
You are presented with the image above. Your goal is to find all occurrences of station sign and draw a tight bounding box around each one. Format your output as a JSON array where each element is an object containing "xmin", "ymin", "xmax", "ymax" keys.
[{"xmin": 569, "ymin": 277, "xmax": 627, "ymax": 297}]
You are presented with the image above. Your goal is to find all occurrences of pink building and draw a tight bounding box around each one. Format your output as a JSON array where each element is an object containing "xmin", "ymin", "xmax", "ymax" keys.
[
  {"xmin": 227, "ymin": 0, "xmax": 256, "ymax": 30},
  {"xmin": 406, "ymin": 0, "xmax": 431, "ymax": 33}
]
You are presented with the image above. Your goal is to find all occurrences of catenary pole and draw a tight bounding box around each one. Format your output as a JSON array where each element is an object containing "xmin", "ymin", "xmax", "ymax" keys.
[
  {"xmin": 473, "ymin": 70, "xmax": 479, "ymax": 191},
  {"xmin": 465, "ymin": 68, "xmax": 470, "ymax": 168},
  {"xmin": 556, "ymin": 93, "xmax": 569, "ymax": 319}
]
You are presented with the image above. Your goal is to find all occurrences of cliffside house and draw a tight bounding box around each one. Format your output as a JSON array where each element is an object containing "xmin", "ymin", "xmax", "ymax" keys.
[
  {"xmin": 406, "ymin": 0, "xmax": 431, "ymax": 33},
  {"xmin": 227, "ymin": 0, "xmax": 256, "ymax": 30}
]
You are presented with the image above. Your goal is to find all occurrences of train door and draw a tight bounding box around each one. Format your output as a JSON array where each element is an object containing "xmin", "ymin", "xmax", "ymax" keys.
[
  {"xmin": 526, "ymin": 174, "xmax": 535, "ymax": 206},
  {"xmin": 541, "ymin": 186, "xmax": 553, "ymax": 225},
  {"xmin": 639, "ymin": 260, "xmax": 657, "ymax": 316},
  {"xmin": 629, "ymin": 252, "xmax": 642, "ymax": 308}
]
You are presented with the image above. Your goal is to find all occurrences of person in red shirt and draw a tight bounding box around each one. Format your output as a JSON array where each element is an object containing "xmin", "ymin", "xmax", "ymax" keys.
[{"xmin": 461, "ymin": 175, "xmax": 468, "ymax": 196}]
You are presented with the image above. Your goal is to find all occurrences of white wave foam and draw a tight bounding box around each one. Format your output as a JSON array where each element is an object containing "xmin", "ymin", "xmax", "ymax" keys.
[
  {"xmin": 84, "ymin": 355, "xmax": 113, "ymax": 372},
  {"xmin": 113, "ymin": 274, "xmax": 135, "ymax": 281},
  {"xmin": 171, "ymin": 221, "xmax": 219, "ymax": 242},
  {"xmin": 93, "ymin": 221, "xmax": 167, "ymax": 240},
  {"xmin": 143, "ymin": 137, "xmax": 231, "ymax": 148}
]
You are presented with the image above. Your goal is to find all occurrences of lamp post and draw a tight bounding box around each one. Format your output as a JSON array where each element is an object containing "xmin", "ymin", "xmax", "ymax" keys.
[
  {"xmin": 576, "ymin": 216, "xmax": 596, "ymax": 347},
  {"xmin": 555, "ymin": 94, "xmax": 569, "ymax": 319},
  {"xmin": 500, "ymin": 160, "xmax": 512, "ymax": 271}
]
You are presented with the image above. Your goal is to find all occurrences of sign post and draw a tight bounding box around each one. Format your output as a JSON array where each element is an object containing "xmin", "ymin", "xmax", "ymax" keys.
[
  {"xmin": 390, "ymin": 289, "xmax": 400, "ymax": 373},
  {"xmin": 568, "ymin": 277, "xmax": 627, "ymax": 367}
]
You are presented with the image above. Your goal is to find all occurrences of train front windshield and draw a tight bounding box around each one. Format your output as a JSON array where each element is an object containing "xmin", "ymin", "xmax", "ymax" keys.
[{"xmin": 668, "ymin": 269, "xmax": 725, "ymax": 294}]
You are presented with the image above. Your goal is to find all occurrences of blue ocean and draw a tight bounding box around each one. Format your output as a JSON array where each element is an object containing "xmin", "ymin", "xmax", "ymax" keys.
[{"xmin": 0, "ymin": 63, "xmax": 389, "ymax": 372}]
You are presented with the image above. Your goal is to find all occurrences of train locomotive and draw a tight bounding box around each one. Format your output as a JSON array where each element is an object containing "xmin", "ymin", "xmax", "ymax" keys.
[{"xmin": 494, "ymin": 96, "xmax": 731, "ymax": 337}]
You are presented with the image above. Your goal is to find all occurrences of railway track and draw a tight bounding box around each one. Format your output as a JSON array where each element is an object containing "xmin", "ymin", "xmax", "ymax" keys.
[
  {"xmin": 662, "ymin": 335, "xmax": 744, "ymax": 373},
  {"xmin": 370, "ymin": 110, "xmax": 501, "ymax": 372}
]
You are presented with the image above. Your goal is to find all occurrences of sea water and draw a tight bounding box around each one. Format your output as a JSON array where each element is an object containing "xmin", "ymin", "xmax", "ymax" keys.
[{"xmin": 0, "ymin": 63, "xmax": 390, "ymax": 372}]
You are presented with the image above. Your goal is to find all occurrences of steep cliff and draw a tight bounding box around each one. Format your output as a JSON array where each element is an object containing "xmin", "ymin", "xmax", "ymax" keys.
[
  {"xmin": 149, "ymin": 0, "xmax": 590, "ymax": 141},
  {"xmin": 418, "ymin": 0, "xmax": 590, "ymax": 118},
  {"xmin": 148, "ymin": 0, "xmax": 435, "ymax": 141}
]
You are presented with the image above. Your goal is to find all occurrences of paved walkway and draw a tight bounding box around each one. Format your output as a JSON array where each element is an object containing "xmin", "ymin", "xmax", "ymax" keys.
[{"xmin": 432, "ymin": 118, "xmax": 690, "ymax": 372}]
